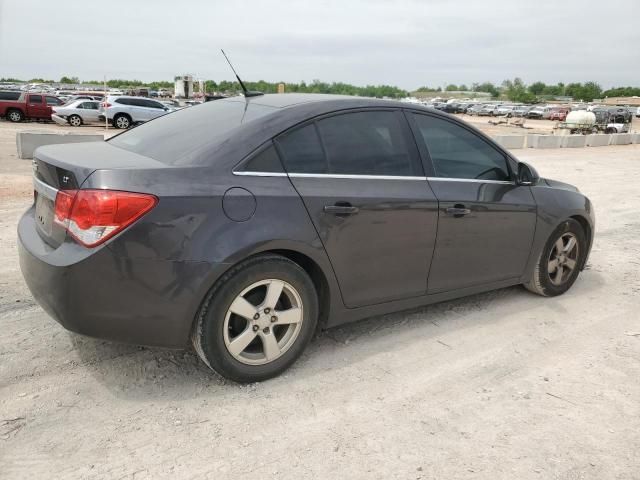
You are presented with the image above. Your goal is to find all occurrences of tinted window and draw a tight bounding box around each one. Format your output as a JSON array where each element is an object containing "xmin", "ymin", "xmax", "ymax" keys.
[
  {"xmin": 109, "ymin": 99, "xmax": 277, "ymax": 165},
  {"xmin": 45, "ymin": 96, "xmax": 61, "ymax": 105},
  {"xmin": 316, "ymin": 111, "xmax": 421, "ymax": 176},
  {"xmin": 412, "ymin": 114, "xmax": 510, "ymax": 181},
  {"xmin": 115, "ymin": 98, "xmax": 131, "ymax": 105},
  {"xmin": 241, "ymin": 143, "xmax": 283, "ymax": 173},
  {"xmin": 28, "ymin": 95, "xmax": 42, "ymax": 103},
  {"xmin": 145, "ymin": 100, "xmax": 164, "ymax": 109},
  {"xmin": 129, "ymin": 99, "xmax": 147, "ymax": 107},
  {"xmin": 276, "ymin": 124, "xmax": 327, "ymax": 174},
  {"xmin": 0, "ymin": 91, "xmax": 21, "ymax": 100}
]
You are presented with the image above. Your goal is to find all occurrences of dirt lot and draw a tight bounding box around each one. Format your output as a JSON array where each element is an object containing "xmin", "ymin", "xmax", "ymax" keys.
[{"xmin": 0, "ymin": 120, "xmax": 639, "ymax": 479}]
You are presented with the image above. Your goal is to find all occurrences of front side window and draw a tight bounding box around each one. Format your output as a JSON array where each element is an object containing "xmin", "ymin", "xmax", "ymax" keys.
[
  {"xmin": 412, "ymin": 114, "xmax": 511, "ymax": 181},
  {"xmin": 45, "ymin": 96, "xmax": 61, "ymax": 105},
  {"xmin": 28, "ymin": 95, "xmax": 42, "ymax": 104}
]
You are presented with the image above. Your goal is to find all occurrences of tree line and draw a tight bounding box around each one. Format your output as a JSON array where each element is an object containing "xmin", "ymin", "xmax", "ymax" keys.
[{"xmin": 2, "ymin": 76, "xmax": 639, "ymax": 102}]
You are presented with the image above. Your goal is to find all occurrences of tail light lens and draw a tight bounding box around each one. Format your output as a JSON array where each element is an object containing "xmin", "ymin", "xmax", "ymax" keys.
[
  {"xmin": 54, "ymin": 189, "xmax": 157, "ymax": 247},
  {"xmin": 102, "ymin": 102, "xmax": 111, "ymax": 108}
]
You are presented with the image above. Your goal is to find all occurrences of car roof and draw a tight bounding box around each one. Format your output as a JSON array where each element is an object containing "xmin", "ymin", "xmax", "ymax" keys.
[{"xmin": 222, "ymin": 93, "xmax": 405, "ymax": 109}]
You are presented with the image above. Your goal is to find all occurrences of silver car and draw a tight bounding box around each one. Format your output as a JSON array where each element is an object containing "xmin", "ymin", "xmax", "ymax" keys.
[
  {"xmin": 99, "ymin": 95, "xmax": 172, "ymax": 129},
  {"xmin": 51, "ymin": 100, "xmax": 101, "ymax": 127}
]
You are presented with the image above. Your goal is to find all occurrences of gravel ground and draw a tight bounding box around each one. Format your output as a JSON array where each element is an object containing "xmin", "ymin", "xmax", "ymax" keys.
[{"xmin": 0, "ymin": 120, "xmax": 639, "ymax": 479}]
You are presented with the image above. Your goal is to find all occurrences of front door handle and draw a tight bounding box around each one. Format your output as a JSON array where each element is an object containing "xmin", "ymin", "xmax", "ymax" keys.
[
  {"xmin": 324, "ymin": 203, "xmax": 359, "ymax": 216},
  {"xmin": 445, "ymin": 204, "xmax": 471, "ymax": 217}
]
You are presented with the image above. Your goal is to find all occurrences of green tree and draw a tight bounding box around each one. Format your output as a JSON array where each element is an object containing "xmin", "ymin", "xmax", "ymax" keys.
[
  {"xmin": 59, "ymin": 76, "xmax": 79, "ymax": 84},
  {"xmin": 445, "ymin": 84, "xmax": 459, "ymax": 91},
  {"xmin": 528, "ymin": 81, "xmax": 546, "ymax": 95}
]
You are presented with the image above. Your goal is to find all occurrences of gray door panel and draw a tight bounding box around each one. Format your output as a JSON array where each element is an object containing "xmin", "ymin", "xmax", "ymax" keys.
[{"xmin": 427, "ymin": 180, "xmax": 537, "ymax": 293}]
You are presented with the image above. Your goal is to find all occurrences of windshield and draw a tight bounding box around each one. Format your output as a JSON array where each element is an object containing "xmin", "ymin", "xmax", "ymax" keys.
[{"xmin": 108, "ymin": 98, "xmax": 278, "ymax": 165}]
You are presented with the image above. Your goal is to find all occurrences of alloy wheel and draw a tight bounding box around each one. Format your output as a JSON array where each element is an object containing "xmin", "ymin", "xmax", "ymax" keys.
[
  {"xmin": 547, "ymin": 232, "xmax": 579, "ymax": 286},
  {"xmin": 9, "ymin": 111, "xmax": 21, "ymax": 122},
  {"xmin": 115, "ymin": 116, "xmax": 130, "ymax": 128},
  {"xmin": 69, "ymin": 115, "xmax": 82, "ymax": 127},
  {"xmin": 223, "ymin": 279, "xmax": 304, "ymax": 365}
]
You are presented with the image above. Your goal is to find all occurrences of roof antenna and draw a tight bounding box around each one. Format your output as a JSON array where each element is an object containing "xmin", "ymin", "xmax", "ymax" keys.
[{"xmin": 221, "ymin": 49, "xmax": 264, "ymax": 98}]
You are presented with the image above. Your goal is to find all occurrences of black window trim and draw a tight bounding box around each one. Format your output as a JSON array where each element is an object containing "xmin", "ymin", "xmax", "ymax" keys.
[{"xmin": 405, "ymin": 109, "xmax": 517, "ymax": 183}]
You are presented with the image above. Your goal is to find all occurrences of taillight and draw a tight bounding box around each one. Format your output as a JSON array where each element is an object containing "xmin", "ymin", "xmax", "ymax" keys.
[
  {"xmin": 53, "ymin": 189, "xmax": 157, "ymax": 247},
  {"xmin": 102, "ymin": 102, "xmax": 111, "ymax": 108}
]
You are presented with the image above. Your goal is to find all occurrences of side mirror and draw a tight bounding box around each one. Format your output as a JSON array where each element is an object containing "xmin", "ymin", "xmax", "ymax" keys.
[{"xmin": 517, "ymin": 162, "xmax": 540, "ymax": 186}]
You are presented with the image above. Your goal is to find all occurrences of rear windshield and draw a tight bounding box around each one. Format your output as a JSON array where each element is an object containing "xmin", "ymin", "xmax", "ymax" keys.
[{"xmin": 108, "ymin": 98, "xmax": 278, "ymax": 165}]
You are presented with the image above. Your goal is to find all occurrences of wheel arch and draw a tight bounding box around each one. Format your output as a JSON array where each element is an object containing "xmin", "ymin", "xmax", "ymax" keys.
[{"xmin": 569, "ymin": 214, "xmax": 593, "ymax": 269}]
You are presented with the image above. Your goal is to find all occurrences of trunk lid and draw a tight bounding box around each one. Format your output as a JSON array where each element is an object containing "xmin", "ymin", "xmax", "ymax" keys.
[{"xmin": 32, "ymin": 141, "xmax": 166, "ymax": 248}]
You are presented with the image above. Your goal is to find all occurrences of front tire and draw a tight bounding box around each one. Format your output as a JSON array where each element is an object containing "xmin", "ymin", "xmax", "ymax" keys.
[
  {"xmin": 524, "ymin": 219, "xmax": 587, "ymax": 297},
  {"xmin": 192, "ymin": 255, "xmax": 318, "ymax": 383}
]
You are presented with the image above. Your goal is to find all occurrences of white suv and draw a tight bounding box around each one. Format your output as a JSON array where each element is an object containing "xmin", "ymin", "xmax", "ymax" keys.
[{"xmin": 99, "ymin": 96, "xmax": 171, "ymax": 129}]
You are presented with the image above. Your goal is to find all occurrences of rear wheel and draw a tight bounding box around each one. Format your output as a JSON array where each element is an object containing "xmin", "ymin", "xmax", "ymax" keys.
[
  {"xmin": 113, "ymin": 114, "xmax": 131, "ymax": 129},
  {"xmin": 68, "ymin": 114, "xmax": 82, "ymax": 127},
  {"xmin": 192, "ymin": 255, "xmax": 318, "ymax": 382},
  {"xmin": 524, "ymin": 219, "xmax": 586, "ymax": 297},
  {"xmin": 7, "ymin": 109, "xmax": 24, "ymax": 122}
]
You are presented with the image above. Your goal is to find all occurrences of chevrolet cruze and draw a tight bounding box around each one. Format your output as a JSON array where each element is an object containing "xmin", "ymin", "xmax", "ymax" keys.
[{"xmin": 18, "ymin": 94, "xmax": 595, "ymax": 382}]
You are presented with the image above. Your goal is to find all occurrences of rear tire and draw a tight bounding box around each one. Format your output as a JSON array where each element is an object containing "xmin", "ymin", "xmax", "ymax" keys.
[
  {"xmin": 7, "ymin": 109, "xmax": 24, "ymax": 122},
  {"xmin": 524, "ymin": 219, "xmax": 587, "ymax": 297},
  {"xmin": 192, "ymin": 254, "xmax": 318, "ymax": 383},
  {"xmin": 113, "ymin": 114, "xmax": 131, "ymax": 129},
  {"xmin": 68, "ymin": 114, "xmax": 82, "ymax": 127}
]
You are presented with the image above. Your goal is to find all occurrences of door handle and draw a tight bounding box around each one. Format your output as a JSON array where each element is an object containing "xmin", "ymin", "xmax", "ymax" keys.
[
  {"xmin": 445, "ymin": 204, "xmax": 471, "ymax": 217},
  {"xmin": 324, "ymin": 203, "xmax": 359, "ymax": 216}
]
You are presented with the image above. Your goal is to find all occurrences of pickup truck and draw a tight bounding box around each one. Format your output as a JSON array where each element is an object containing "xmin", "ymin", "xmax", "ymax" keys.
[{"xmin": 0, "ymin": 92, "xmax": 64, "ymax": 122}]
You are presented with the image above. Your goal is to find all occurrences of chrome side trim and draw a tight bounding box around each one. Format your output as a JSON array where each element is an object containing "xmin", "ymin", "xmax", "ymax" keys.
[
  {"xmin": 33, "ymin": 176, "xmax": 58, "ymax": 201},
  {"xmin": 232, "ymin": 171, "xmax": 288, "ymax": 177},
  {"xmin": 426, "ymin": 177, "xmax": 514, "ymax": 185},
  {"xmin": 289, "ymin": 173, "xmax": 427, "ymax": 181}
]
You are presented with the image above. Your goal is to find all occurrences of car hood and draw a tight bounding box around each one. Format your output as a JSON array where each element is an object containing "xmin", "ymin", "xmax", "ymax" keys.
[{"xmin": 540, "ymin": 177, "xmax": 579, "ymax": 192}]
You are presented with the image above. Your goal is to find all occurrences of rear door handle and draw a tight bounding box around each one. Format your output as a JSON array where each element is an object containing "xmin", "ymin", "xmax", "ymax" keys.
[
  {"xmin": 324, "ymin": 203, "xmax": 359, "ymax": 216},
  {"xmin": 445, "ymin": 205, "xmax": 471, "ymax": 217}
]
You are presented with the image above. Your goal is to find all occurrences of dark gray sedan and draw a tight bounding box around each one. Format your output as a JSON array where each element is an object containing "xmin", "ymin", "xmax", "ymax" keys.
[{"xmin": 18, "ymin": 94, "xmax": 594, "ymax": 382}]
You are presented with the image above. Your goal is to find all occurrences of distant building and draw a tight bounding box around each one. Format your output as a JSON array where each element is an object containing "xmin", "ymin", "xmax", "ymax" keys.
[{"xmin": 601, "ymin": 96, "xmax": 640, "ymax": 106}]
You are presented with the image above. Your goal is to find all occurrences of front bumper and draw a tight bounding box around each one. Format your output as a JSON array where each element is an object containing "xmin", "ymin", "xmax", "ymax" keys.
[
  {"xmin": 51, "ymin": 114, "xmax": 68, "ymax": 125},
  {"xmin": 18, "ymin": 206, "xmax": 226, "ymax": 348}
]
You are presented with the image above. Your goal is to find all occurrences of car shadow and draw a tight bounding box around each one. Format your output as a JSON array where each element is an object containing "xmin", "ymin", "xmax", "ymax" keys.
[{"xmin": 71, "ymin": 270, "xmax": 605, "ymax": 400}]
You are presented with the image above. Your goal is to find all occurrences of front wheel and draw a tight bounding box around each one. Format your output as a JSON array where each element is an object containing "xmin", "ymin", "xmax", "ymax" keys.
[
  {"xmin": 524, "ymin": 219, "xmax": 587, "ymax": 297},
  {"xmin": 192, "ymin": 255, "xmax": 318, "ymax": 382}
]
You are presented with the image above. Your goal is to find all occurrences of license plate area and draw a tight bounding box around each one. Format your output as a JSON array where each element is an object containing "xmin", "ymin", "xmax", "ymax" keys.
[{"xmin": 35, "ymin": 193, "xmax": 54, "ymax": 237}]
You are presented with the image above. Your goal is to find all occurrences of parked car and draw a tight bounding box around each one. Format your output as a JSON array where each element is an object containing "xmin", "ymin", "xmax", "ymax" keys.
[
  {"xmin": 527, "ymin": 106, "xmax": 553, "ymax": 119},
  {"xmin": 0, "ymin": 92, "xmax": 61, "ymax": 122},
  {"xmin": 495, "ymin": 105, "xmax": 515, "ymax": 116},
  {"xmin": 466, "ymin": 104, "xmax": 486, "ymax": 116},
  {"xmin": 549, "ymin": 108, "xmax": 570, "ymax": 121},
  {"xmin": 98, "ymin": 95, "xmax": 172, "ymax": 128},
  {"xmin": 478, "ymin": 104, "xmax": 498, "ymax": 116},
  {"xmin": 18, "ymin": 94, "xmax": 595, "ymax": 382},
  {"xmin": 456, "ymin": 103, "xmax": 473, "ymax": 114},
  {"xmin": 512, "ymin": 105, "xmax": 533, "ymax": 117},
  {"xmin": 51, "ymin": 100, "xmax": 101, "ymax": 126}
]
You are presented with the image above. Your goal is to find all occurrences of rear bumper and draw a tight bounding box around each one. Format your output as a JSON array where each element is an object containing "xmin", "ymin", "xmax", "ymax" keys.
[{"xmin": 18, "ymin": 207, "xmax": 227, "ymax": 348}]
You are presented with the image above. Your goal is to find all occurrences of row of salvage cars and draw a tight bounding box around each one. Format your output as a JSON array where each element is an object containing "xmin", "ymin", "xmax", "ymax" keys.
[{"xmin": 52, "ymin": 96, "xmax": 186, "ymax": 128}]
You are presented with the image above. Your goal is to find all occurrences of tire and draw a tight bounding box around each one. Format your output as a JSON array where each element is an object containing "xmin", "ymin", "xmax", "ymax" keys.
[
  {"xmin": 7, "ymin": 109, "xmax": 24, "ymax": 123},
  {"xmin": 192, "ymin": 254, "xmax": 319, "ymax": 383},
  {"xmin": 524, "ymin": 219, "xmax": 587, "ymax": 297},
  {"xmin": 113, "ymin": 114, "xmax": 131, "ymax": 129},
  {"xmin": 68, "ymin": 114, "xmax": 82, "ymax": 127}
]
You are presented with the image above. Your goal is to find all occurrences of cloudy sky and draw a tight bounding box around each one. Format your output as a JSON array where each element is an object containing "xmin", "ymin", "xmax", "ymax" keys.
[{"xmin": 0, "ymin": 0, "xmax": 638, "ymax": 89}]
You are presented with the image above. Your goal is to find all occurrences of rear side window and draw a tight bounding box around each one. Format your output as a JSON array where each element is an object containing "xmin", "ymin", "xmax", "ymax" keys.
[
  {"xmin": 412, "ymin": 114, "xmax": 511, "ymax": 181},
  {"xmin": 0, "ymin": 91, "xmax": 20, "ymax": 101},
  {"xmin": 316, "ymin": 111, "xmax": 421, "ymax": 176},
  {"xmin": 46, "ymin": 96, "xmax": 61, "ymax": 105},
  {"xmin": 276, "ymin": 124, "xmax": 327, "ymax": 174},
  {"xmin": 241, "ymin": 143, "xmax": 283, "ymax": 173},
  {"xmin": 28, "ymin": 95, "xmax": 42, "ymax": 103},
  {"xmin": 115, "ymin": 98, "xmax": 131, "ymax": 105}
]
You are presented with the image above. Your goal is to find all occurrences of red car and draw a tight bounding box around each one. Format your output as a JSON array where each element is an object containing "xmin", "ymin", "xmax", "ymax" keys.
[
  {"xmin": 0, "ymin": 92, "xmax": 63, "ymax": 122},
  {"xmin": 549, "ymin": 108, "xmax": 569, "ymax": 121}
]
